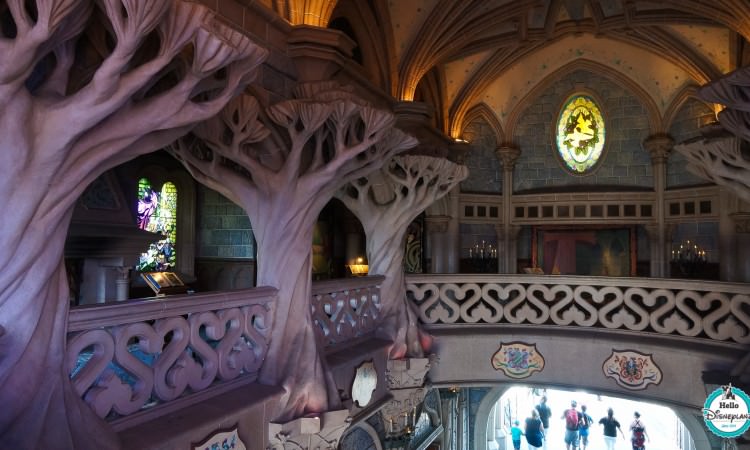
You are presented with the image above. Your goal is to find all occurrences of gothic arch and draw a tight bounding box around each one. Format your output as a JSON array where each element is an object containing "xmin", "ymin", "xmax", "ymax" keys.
[
  {"xmin": 663, "ymin": 84, "xmax": 717, "ymax": 133},
  {"xmin": 329, "ymin": 0, "xmax": 393, "ymax": 92},
  {"xmin": 503, "ymin": 59, "xmax": 664, "ymax": 141},
  {"xmin": 461, "ymin": 103, "xmax": 505, "ymax": 146}
]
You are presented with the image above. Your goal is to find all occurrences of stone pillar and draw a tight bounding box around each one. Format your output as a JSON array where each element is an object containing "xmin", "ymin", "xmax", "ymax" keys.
[
  {"xmin": 730, "ymin": 213, "xmax": 750, "ymax": 282},
  {"xmin": 425, "ymin": 216, "xmax": 450, "ymax": 273},
  {"xmin": 496, "ymin": 146, "xmax": 521, "ymax": 274},
  {"xmin": 446, "ymin": 188, "xmax": 461, "ymax": 273},
  {"xmin": 643, "ymin": 134, "xmax": 674, "ymax": 278},
  {"xmin": 487, "ymin": 403, "xmax": 499, "ymax": 450},
  {"xmin": 447, "ymin": 141, "xmax": 470, "ymax": 273},
  {"xmin": 115, "ymin": 267, "xmax": 130, "ymax": 301}
]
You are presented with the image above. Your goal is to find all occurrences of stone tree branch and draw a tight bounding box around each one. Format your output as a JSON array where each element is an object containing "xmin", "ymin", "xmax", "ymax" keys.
[
  {"xmin": 675, "ymin": 64, "xmax": 750, "ymax": 203},
  {"xmin": 337, "ymin": 155, "xmax": 468, "ymax": 358},
  {"xmin": 0, "ymin": 1, "xmax": 267, "ymax": 447},
  {"xmin": 674, "ymin": 133, "xmax": 750, "ymax": 203},
  {"xmin": 171, "ymin": 81, "xmax": 417, "ymax": 421}
]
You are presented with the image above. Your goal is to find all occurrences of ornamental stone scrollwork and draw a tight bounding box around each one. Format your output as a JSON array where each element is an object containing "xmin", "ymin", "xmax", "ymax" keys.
[
  {"xmin": 406, "ymin": 277, "xmax": 750, "ymax": 343},
  {"xmin": 268, "ymin": 410, "xmax": 351, "ymax": 450},
  {"xmin": 643, "ymin": 134, "xmax": 674, "ymax": 164},
  {"xmin": 386, "ymin": 357, "xmax": 432, "ymax": 389},
  {"xmin": 380, "ymin": 357, "xmax": 434, "ymax": 440},
  {"xmin": 381, "ymin": 387, "xmax": 426, "ymax": 437}
]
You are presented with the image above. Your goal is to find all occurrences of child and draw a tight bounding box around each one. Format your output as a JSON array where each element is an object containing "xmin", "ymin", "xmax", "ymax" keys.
[{"xmin": 511, "ymin": 419, "xmax": 525, "ymax": 450}]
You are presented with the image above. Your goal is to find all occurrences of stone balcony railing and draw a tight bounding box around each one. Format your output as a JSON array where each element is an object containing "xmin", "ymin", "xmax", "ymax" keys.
[
  {"xmin": 66, "ymin": 287, "xmax": 276, "ymax": 430},
  {"xmin": 311, "ymin": 275, "xmax": 384, "ymax": 346},
  {"xmin": 406, "ymin": 274, "xmax": 750, "ymax": 344}
]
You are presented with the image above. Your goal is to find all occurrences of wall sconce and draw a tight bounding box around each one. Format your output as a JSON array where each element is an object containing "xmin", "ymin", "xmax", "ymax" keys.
[{"xmin": 347, "ymin": 256, "xmax": 369, "ymax": 276}]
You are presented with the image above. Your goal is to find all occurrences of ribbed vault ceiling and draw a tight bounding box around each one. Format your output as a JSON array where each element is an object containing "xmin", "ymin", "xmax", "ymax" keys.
[{"xmin": 274, "ymin": 0, "xmax": 749, "ymax": 137}]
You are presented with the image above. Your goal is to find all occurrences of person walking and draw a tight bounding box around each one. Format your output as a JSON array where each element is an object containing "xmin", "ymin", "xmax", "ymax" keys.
[
  {"xmin": 525, "ymin": 409, "xmax": 545, "ymax": 450},
  {"xmin": 510, "ymin": 420, "xmax": 525, "ymax": 450},
  {"xmin": 561, "ymin": 400, "xmax": 580, "ymax": 450},
  {"xmin": 629, "ymin": 411, "xmax": 650, "ymax": 450},
  {"xmin": 599, "ymin": 407, "xmax": 625, "ymax": 450},
  {"xmin": 578, "ymin": 404, "xmax": 593, "ymax": 450},
  {"xmin": 535, "ymin": 395, "xmax": 551, "ymax": 450}
]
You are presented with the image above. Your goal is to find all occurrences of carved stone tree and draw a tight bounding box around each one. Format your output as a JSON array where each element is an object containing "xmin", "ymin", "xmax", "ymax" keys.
[
  {"xmin": 170, "ymin": 83, "xmax": 417, "ymax": 421},
  {"xmin": 0, "ymin": 1, "xmax": 266, "ymax": 448},
  {"xmin": 674, "ymin": 65, "xmax": 750, "ymax": 202},
  {"xmin": 336, "ymin": 155, "xmax": 468, "ymax": 358}
]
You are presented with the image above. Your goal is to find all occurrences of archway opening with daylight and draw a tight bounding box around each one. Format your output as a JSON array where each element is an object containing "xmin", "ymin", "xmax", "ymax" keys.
[{"xmin": 492, "ymin": 387, "xmax": 695, "ymax": 450}]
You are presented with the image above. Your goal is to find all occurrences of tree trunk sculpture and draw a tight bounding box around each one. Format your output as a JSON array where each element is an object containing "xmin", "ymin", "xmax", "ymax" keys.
[
  {"xmin": 170, "ymin": 82, "xmax": 417, "ymax": 421},
  {"xmin": 673, "ymin": 65, "xmax": 750, "ymax": 202},
  {"xmin": 336, "ymin": 155, "xmax": 467, "ymax": 358},
  {"xmin": 0, "ymin": 1, "xmax": 266, "ymax": 448}
]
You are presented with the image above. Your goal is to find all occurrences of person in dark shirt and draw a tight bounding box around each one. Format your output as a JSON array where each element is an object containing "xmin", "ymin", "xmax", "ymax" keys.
[
  {"xmin": 525, "ymin": 409, "xmax": 545, "ymax": 450},
  {"xmin": 535, "ymin": 395, "xmax": 551, "ymax": 430},
  {"xmin": 599, "ymin": 407, "xmax": 625, "ymax": 450}
]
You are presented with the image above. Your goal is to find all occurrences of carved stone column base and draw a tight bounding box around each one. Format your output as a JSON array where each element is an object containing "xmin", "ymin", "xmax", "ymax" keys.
[{"xmin": 268, "ymin": 409, "xmax": 351, "ymax": 450}]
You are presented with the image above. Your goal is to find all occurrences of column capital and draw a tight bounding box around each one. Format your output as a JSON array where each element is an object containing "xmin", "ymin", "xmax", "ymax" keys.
[
  {"xmin": 425, "ymin": 215, "xmax": 450, "ymax": 234},
  {"xmin": 642, "ymin": 134, "xmax": 674, "ymax": 164},
  {"xmin": 495, "ymin": 145, "xmax": 521, "ymax": 171},
  {"xmin": 730, "ymin": 212, "xmax": 750, "ymax": 233}
]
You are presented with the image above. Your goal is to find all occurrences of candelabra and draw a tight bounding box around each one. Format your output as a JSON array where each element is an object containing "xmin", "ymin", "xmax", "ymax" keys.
[
  {"xmin": 383, "ymin": 407, "xmax": 417, "ymax": 449},
  {"xmin": 468, "ymin": 240, "xmax": 497, "ymax": 273},
  {"xmin": 671, "ymin": 239, "xmax": 707, "ymax": 278}
]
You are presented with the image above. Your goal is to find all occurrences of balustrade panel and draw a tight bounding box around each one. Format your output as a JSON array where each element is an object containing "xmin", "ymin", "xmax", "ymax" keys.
[
  {"xmin": 311, "ymin": 276, "xmax": 384, "ymax": 346},
  {"xmin": 66, "ymin": 288, "xmax": 276, "ymax": 423},
  {"xmin": 406, "ymin": 275, "xmax": 750, "ymax": 343}
]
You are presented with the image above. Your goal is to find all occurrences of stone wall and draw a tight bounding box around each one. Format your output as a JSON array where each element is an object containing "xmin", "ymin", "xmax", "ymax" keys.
[
  {"xmin": 667, "ymin": 97, "xmax": 715, "ymax": 188},
  {"xmin": 196, "ymin": 185, "xmax": 255, "ymax": 259},
  {"xmin": 512, "ymin": 69, "xmax": 653, "ymax": 191},
  {"xmin": 461, "ymin": 118, "xmax": 503, "ymax": 193}
]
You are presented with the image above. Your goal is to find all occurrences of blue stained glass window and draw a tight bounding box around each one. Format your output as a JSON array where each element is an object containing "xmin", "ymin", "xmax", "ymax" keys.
[
  {"xmin": 137, "ymin": 178, "xmax": 177, "ymax": 271},
  {"xmin": 556, "ymin": 95, "xmax": 606, "ymax": 174}
]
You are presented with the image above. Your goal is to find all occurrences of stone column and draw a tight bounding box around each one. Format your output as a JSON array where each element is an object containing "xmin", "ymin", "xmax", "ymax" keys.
[
  {"xmin": 730, "ymin": 213, "xmax": 750, "ymax": 282},
  {"xmin": 425, "ymin": 216, "xmax": 450, "ymax": 273},
  {"xmin": 114, "ymin": 267, "xmax": 130, "ymax": 301},
  {"xmin": 447, "ymin": 142, "xmax": 470, "ymax": 273},
  {"xmin": 643, "ymin": 134, "xmax": 674, "ymax": 278},
  {"xmin": 495, "ymin": 146, "xmax": 521, "ymax": 273}
]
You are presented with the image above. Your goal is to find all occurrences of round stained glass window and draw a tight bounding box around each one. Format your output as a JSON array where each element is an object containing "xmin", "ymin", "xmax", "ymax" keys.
[{"xmin": 556, "ymin": 95, "xmax": 605, "ymax": 174}]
